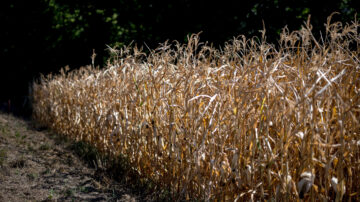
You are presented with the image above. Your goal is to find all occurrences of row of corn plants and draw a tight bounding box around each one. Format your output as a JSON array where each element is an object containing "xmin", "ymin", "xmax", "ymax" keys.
[{"xmin": 33, "ymin": 15, "xmax": 360, "ymax": 200}]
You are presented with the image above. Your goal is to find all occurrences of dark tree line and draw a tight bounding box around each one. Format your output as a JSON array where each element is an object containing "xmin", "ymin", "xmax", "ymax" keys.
[{"xmin": 0, "ymin": 0, "xmax": 358, "ymax": 116}]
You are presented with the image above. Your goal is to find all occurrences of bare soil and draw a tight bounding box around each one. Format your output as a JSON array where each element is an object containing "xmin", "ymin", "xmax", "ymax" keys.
[{"xmin": 0, "ymin": 112, "xmax": 140, "ymax": 202}]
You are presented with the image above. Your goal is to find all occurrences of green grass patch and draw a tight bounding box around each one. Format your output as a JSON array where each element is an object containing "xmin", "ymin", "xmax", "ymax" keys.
[
  {"xmin": 0, "ymin": 149, "xmax": 7, "ymax": 166},
  {"xmin": 39, "ymin": 143, "xmax": 50, "ymax": 151}
]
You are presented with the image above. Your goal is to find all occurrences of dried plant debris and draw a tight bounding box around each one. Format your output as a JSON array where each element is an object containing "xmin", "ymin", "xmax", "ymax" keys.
[{"xmin": 32, "ymin": 14, "xmax": 360, "ymax": 201}]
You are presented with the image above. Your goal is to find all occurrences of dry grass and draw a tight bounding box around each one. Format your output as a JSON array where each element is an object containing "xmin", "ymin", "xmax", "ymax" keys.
[{"xmin": 32, "ymin": 14, "xmax": 360, "ymax": 201}]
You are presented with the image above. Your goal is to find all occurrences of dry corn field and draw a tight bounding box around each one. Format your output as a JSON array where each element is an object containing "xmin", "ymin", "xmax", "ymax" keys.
[{"xmin": 32, "ymin": 15, "xmax": 360, "ymax": 201}]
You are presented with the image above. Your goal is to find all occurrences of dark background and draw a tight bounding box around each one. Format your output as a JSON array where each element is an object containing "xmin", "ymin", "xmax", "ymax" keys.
[{"xmin": 0, "ymin": 0, "xmax": 359, "ymax": 117}]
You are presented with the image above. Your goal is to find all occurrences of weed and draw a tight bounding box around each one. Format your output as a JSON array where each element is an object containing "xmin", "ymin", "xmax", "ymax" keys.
[
  {"xmin": 65, "ymin": 188, "xmax": 74, "ymax": 197},
  {"xmin": 27, "ymin": 143, "xmax": 35, "ymax": 152},
  {"xmin": 48, "ymin": 189, "xmax": 55, "ymax": 200},
  {"xmin": 79, "ymin": 186, "xmax": 91, "ymax": 193},
  {"xmin": 39, "ymin": 143, "xmax": 50, "ymax": 151},
  {"xmin": 0, "ymin": 149, "xmax": 7, "ymax": 166},
  {"xmin": 15, "ymin": 131, "xmax": 20, "ymax": 138},
  {"xmin": 0, "ymin": 124, "xmax": 9, "ymax": 135},
  {"xmin": 27, "ymin": 173, "xmax": 38, "ymax": 180},
  {"xmin": 69, "ymin": 141, "xmax": 102, "ymax": 168},
  {"xmin": 42, "ymin": 168, "xmax": 51, "ymax": 175}
]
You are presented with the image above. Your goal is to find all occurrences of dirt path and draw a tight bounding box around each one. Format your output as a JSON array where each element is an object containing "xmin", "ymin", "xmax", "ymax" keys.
[{"xmin": 0, "ymin": 113, "xmax": 138, "ymax": 202}]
